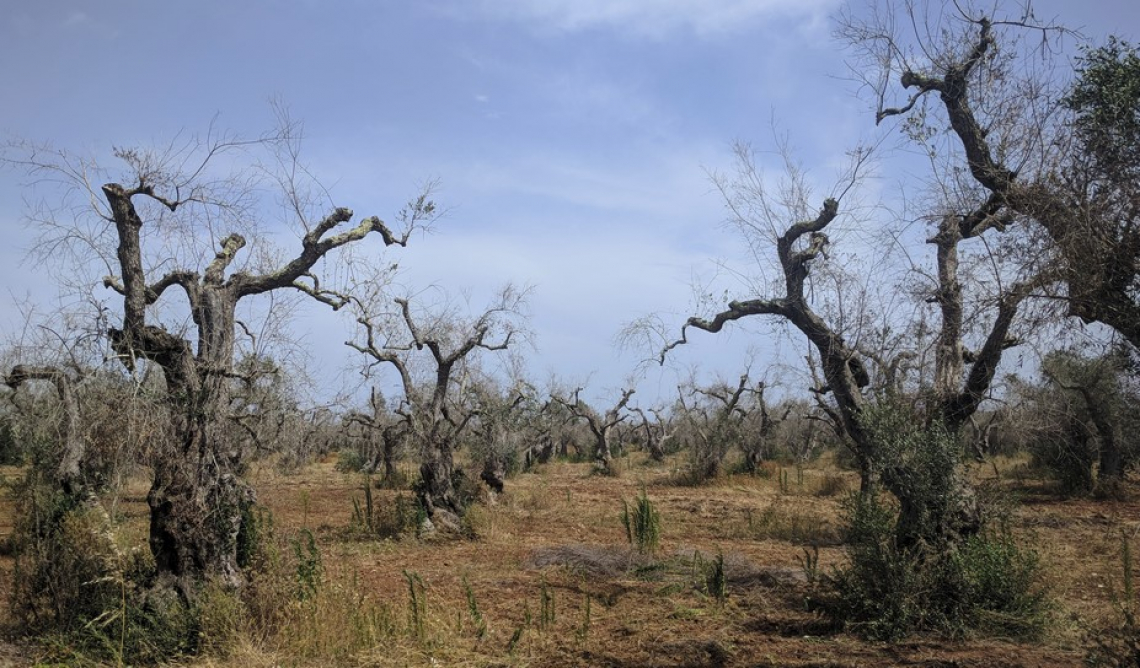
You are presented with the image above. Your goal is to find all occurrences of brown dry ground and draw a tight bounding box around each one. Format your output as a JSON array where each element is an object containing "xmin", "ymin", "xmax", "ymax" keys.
[{"xmin": 0, "ymin": 453, "xmax": 1136, "ymax": 667}]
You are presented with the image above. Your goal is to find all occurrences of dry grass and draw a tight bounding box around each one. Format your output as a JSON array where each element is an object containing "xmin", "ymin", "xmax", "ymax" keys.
[{"xmin": 1, "ymin": 453, "xmax": 1135, "ymax": 666}]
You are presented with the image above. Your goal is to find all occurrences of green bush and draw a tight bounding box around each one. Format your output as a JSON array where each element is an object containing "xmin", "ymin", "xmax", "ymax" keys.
[
  {"xmin": 0, "ymin": 416, "xmax": 24, "ymax": 465},
  {"xmin": 825, "ymin": 492, "xmax": 1049, "ymax": 641},
  {"xmin": 822, "ymin": 402, "xmax": 1050, "ymax": 641},
  {"xmin": 336, "ymin": 447, "xmax": 368, "ymax": 474},
  {"xmin": 858, "ymin": 403, "xmax": 969, "ymax": 550}
]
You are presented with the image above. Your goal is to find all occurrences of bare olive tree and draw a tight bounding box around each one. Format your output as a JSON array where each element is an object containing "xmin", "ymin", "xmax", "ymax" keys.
[
  {"xmin": 658, "ymin": 5, "xmax": 1059, "ymax": 548},
  {"xmin": 736, "ymin": 381, "xmax": 791, "ymax": 473},
  {"xmin": 342, "ymin": 387, "xmax": 408, "ymax": 484},
  {"xmin": 4, "ymin": 121, "xmax": 433, "ymax": 591},
  {"xmin": 674, "ymin": 374, "xmax": 755, "ymax": 481},
  {"xmin": 464, "ymin": 377, "xmax": 540, "ymax": 494},
  {"xmin": 4, "ymin": 364, "xmax": 87, "ymax": 500},
  {"xmin": 629, "ymin": 405, "xmax": 670, "ymax": 463},
  {"xmin": 553, "ymin": 387, "xmax": 635, "ymax": 475},
  {"xmin": 347, "ymin": 285, "xmax": 528, "ymax": 532},
  {"xmin": 528, "ymin": 395, "xmax": 579, "ymax": 465}
]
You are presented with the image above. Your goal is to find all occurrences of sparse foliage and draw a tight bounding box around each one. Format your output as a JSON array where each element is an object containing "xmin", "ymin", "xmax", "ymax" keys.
[
  {"xmin": 348, "ymin": 285, "xmax": 529, "ymax": 531},
  {"xmin": 1017, "ymin": 347, "xmax": 1140, "ymax": 495}
]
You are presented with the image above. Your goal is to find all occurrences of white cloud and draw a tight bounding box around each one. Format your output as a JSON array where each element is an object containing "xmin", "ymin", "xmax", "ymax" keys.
[{"xmin": 449, "ymin": 0, "xmax": 838, "ymax": 38}]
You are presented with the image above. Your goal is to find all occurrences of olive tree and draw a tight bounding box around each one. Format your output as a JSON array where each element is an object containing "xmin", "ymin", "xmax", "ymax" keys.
[
  {"xmin": 659, "ymin": 3, "xmax": 1059, "ymax": 551},
  {"xmin": 4, "ymin": 123, "xmax": 432, "ymax": 591},
  {"xmin": 347, "ymin": 285, "xmax": 528, "ymax": 531},
  {"xmin": 673, "ymin": 374, "xmax": 755, "ymax": 482},
  {"xmin": 1043, "ymin": 38, "xmax": 1140, "ymax": 348},
  {"xmin": 552, "ymin": 387, "xmax": 635, "ymax": 475},
  {"xmin": 629, "ymin": 405, "xmax": 671, "ymax": 463},
  {"xmin": 341, "ymin": 387, "xmax": 409, "ymax": 485},
  {"xmin": 844, "ymin": 4, "xmax": 1140, "ymax": 351},
  {"xmin": 464, "ymin": 377, "xmax": 542, "ymax": 494},
  {"xmin": 1017, "ymin": 347, "xmax": 1139, "ymax": 494}
]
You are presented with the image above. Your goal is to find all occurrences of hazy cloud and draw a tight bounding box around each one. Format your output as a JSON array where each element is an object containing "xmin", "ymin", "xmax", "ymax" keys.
[
  {"xmin": 64, "ymin": 11, "xmax": 90, "ymax": 27},
  {"xmin": 448, "ymin": 0, "xmax": 838, "ymax": 37}
]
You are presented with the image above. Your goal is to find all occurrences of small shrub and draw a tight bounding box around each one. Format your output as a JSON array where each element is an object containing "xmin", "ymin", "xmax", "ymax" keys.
[
  {"xmin": 951, "ymin": 533, "xmax": 1048, "ymax": 637},
  {"xmin": 335, "ymin": 448, "xmax": 368, "ymax": 474},
  {"xmin": 0, "ymin": 416, "xmax": 23, "ymax": 465},
  {"xmin": 237, "ymin": 508, "xmax": 295, "ymax": 637},
  {"xmin": 621, "ymin": 487, "xmax": 661, "ymax": 555},
  {"xmin": 824, "ymin": 493, "xmax": 1049, "ymax": 641},
  {"xmin": 8, "ymin": 468, "xmax": 202, "ymax": 665},
  {"xmin": 291, "ymin": 528, "xmax": 323, "ymax": 601},
  {"xmin": 682, "ymin": 433, "xmax": 733, "ymax": 484},
  {"xmin": 236, "ymin": 501, "xmax": 268, "ymax": 570},
  {"xmin": 695, "ymin": 551, "xmax": 727, "ymax": 606},
  {"xmin": 350, "ymin": 479, "xmax": 421, "ymax": 540}
]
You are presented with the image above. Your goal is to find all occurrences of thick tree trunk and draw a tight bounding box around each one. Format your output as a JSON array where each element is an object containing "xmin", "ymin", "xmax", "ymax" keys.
[
  {"xmin": 480, "ymin": 455, "xmax": 506, "ymax": 494},
  {"xmin": 147, "ymin": 444, "xmax": 252, "ymax": 589},
  {"xmin": 145, "ymin": 297, "xmax": 255, "ymax": 590},
  {"xmin": 381, "ymin": 433, "xmax": 399, "ymax": 483},
  {"xmin": 646, "ymin": 435, "xmax": 666, "ymax": 463},
  {"xmin": 418, "ymin": 436, "xmax": 462, "ymax": 532},
  {"xmin": 535, "ymin": 434, "xmax": 555, "ymax": 464},
  {"xmin": 595, "ymin": 428, "xmax": 615, "ymax": 474},
  {"xmin": 101, "ymin": 177, "xmax": 407, "ymax": 588},
  {"xmin": 417, "ymin": 376, "xmax": 460, "ymax": 522},
  {"xmin": 743, "ymin": 448, "xmax": 763, "ymax": 474},
  {"xmin": 883, "ymin": 468, "xmax": 980, "ymax": 554}
]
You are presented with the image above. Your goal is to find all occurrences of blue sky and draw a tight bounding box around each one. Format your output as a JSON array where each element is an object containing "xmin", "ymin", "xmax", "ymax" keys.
[{"xmin": 1, "ymin": 1, "xmax": 1137, "ymax": 408}]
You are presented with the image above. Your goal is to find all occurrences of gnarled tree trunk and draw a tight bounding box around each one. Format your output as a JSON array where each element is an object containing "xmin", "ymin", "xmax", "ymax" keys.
[{"xmin": 101, "ymin": 179, "xmax": 411, "ymax": 589}]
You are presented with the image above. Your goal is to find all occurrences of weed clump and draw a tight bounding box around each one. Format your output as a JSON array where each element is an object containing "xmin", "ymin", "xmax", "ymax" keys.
[
  {"xmin": 1085, "ymin": 531, "xmax": 1140, "ymax": 667},
  {"xmin": 349, "ymin": 476, "xmax": 423, "ymax": 539},
  {"xmin": 7, "ymin": 463, "xmax": 204, "ymax": 664},
  {"xmin": 621, "ymin": 487, "xmax": 661, "ymax": 555},
  {"xmin": 694, "ymin": 551, "xmax": 727, "ymax": 606}
]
